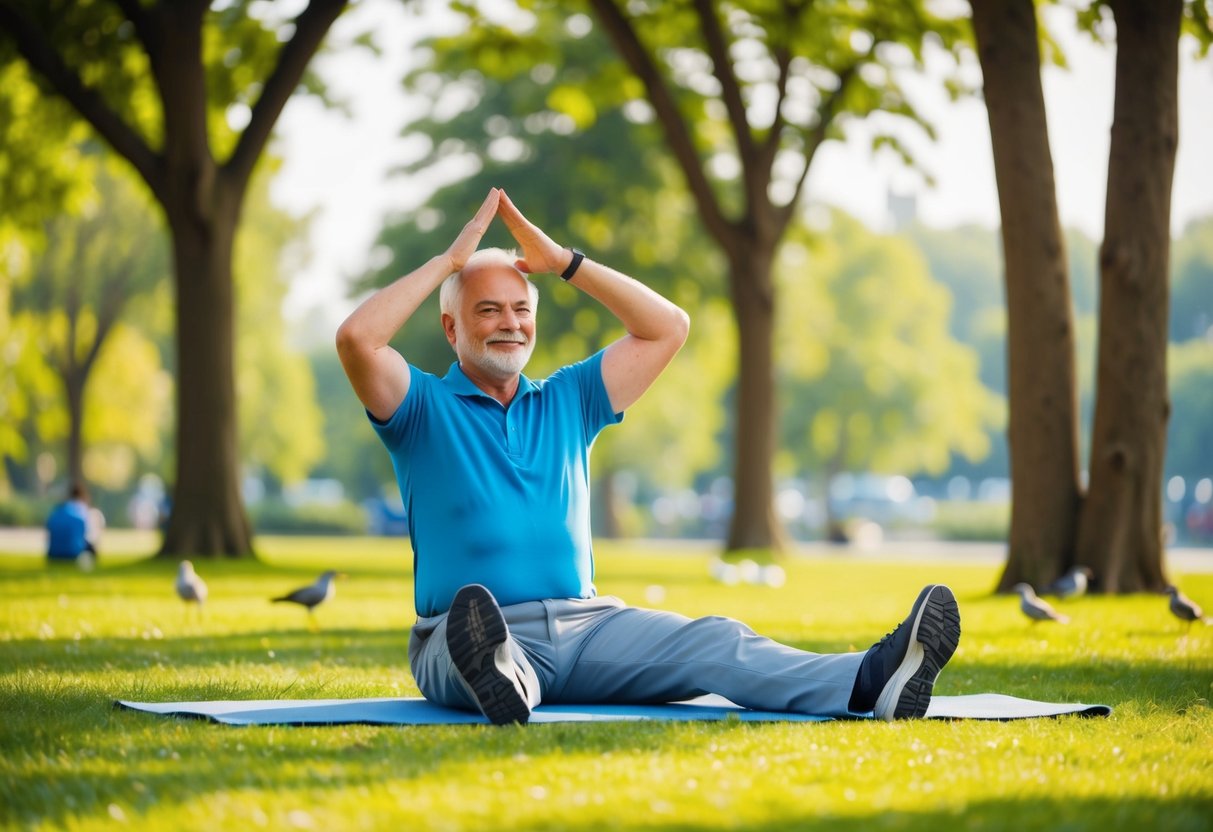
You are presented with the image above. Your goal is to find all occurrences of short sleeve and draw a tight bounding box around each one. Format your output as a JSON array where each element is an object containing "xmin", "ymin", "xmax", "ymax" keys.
[
  {"xmin": 550, "ymin": 349, "xmax": 623, "ymax": 444},
  {"xmin": 368, "ymin": 363, "xmax": 429, "ymax": 451}
]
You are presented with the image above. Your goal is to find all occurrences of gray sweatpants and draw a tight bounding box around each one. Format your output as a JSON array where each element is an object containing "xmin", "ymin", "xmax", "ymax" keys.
[{"xmin": 408, "ymin": 595, "xmax": 866, "ymax": 717}]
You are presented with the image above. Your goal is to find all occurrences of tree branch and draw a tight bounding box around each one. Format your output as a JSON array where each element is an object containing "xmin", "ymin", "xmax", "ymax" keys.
[
  {"xmin": 0, "ymin": 1, "xmax": 159, "ymax": 191},
  {"xmin": 776, "ymin": 62, "xmax": 860, "ymax": 232},
  {"xmin": 759, "ymin": 0, "xmax": 816, "ymax": 179},
  {"xmin": 757, "ymin": 44, "xmax": 793, "ymax": 184},
  {"xmin": 692, "ymin": 0, "xmax": 756, "ymax": 165},
  {"xmin": 224, "ymin": 0, "xmax": 349, "ymax": 194},
  {"xmin": 587, "ymin": 0, "xmax": 736, "ymax": 250},
  {"xmin": 112, "ymin": 0, "xmax": 157, "ymax": 51}
]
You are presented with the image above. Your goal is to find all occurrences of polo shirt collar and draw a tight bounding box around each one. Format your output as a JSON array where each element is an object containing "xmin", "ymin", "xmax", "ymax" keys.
[{"xmin": 443, "ymin": 361, "xmax": 539, "ymax": 402}]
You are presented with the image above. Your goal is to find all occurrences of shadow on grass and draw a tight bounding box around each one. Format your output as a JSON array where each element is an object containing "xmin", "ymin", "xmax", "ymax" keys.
[
  {"xmin": 5, "ymin": 735, "xmax": 1212, "ymax": 832},
  {"xmin": 0, "ymin": 556, "xmax": 413, "ymax": 596},
  {"xmin": 2, "ymin": 618, "xmax": 1208, "ymax": 706},
  {"xmin": 631, "ymin": 798, "xmax": 1213, "ymax": 832},
  {"xmin": 0, "ymin": 628, "xmax": 411, "ymax": 674}
]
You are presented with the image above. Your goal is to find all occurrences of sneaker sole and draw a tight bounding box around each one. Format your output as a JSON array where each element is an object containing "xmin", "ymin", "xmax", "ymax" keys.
[
  {"xmin": 873, "ymin": 584, "xmax": 961, "ymax": 721},
  {"xmin": 446, "ymin": 584, "xmax": 531, "ymax": 725}
]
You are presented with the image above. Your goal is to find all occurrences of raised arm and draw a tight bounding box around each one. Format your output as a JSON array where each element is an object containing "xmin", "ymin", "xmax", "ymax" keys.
[
  {"xmin": 336, "ymin": 188, "xmax": 500, "ymax": 420},
  {"xmin": 497, "ymin": 191, "xmax": 690, "ymax": 412}
]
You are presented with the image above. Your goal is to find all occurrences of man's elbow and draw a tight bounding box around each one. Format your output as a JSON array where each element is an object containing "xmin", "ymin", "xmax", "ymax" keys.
[
  {"xmin": 671, "ymin": 306, "xmax": 691, "ymax": 348},
  {"xmin": 334, "ymin": 318, "xmax": 368, "ymax": 364}
]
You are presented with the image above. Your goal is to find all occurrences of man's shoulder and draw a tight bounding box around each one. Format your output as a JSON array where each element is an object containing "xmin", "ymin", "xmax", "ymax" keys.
[
  {"xmin": 539, "ymin": 351, "xmax": 605, "ymax": 389},
  {"xmin": 48, "ymin": 502, "xmax": 86, "ymax": 525}
]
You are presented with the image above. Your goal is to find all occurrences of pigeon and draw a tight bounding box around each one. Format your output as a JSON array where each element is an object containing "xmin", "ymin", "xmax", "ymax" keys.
[
  {"xmin": 1046, "ymin": 566, "xmax": 1094, "ymax": 599},
  {"xmin": 175, "ymin": 560, "xmax": 208, "ymax": 615},
  {"xmin": 273, "ymin": 570, "xmax": 343, "ymax": 629},
  {"xmin": 1013, "ymin": 583, "xmax": 1070, "ymax": 624},
  {"xmin": 1166, "ymin": 585, "xmax": 1209, "ymax": 631}
]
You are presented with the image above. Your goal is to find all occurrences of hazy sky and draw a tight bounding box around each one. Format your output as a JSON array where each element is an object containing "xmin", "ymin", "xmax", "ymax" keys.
[{"xmin": 270, "ymin": 2, "xmax": 1213, "ymax": 330}]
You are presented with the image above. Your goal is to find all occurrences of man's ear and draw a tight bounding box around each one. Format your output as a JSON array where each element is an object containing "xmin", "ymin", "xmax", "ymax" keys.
[{"xmin": 441, "ymin": 313, "xmax": 457, "ymax": 347}]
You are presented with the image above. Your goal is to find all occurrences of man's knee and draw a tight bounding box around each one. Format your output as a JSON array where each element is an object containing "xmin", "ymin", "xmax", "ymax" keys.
[{"xmin": 689, "ymin": 614, "xmax": 757, "ymax": 638}]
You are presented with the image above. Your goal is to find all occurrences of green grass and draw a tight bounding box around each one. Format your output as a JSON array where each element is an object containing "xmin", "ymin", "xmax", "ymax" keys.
[{"xmin": 1, "ymin": 536, "xmax": 1210, "ymax": 831}]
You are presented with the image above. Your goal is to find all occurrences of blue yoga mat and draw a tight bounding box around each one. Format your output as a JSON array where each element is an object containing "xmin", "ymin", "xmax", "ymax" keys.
[{"xmin": 115, "ymin": 693, "xmax": 1111, "ymax": 726}]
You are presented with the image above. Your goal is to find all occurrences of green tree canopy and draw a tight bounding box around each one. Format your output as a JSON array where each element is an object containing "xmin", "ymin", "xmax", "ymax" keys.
[
  {"xmin": 1171, "ymin": 216, "xmax": 1213, "ymax": 342},
  {"xmin": 777, "ymin": 213, "xmax": 1003, "ymax": 481},
  {"xmin": 1166, "ymin": 339, "xmax": 1213, "ymax": 482},
  {"xmin": 0, "ymin": 0, "xmax": 351, "ymax": 556},
  {"xmin": 0, "ymin": 62, "xmax": 92, "ymax": 246},
  {"xmin": 235, "ymin": 166, "xmax": 325, "ymax": 488},
  {"xmin": 6, "ymin": 156, "xmax": 171, "ymax": 491}
]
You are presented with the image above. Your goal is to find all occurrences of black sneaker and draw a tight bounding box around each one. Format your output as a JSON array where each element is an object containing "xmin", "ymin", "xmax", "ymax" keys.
[
  {"xmin": 849, "ymin": 584, "xmax": 961, "ymax": 721},
  {"xmin": 446, "ymin": 584, "xmax": 531, "ymax": 725}
]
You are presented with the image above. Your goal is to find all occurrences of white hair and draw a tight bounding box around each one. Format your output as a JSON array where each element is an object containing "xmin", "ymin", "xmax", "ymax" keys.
[{"xmin": 439, "ymin": 247, "xmax": 539, "ymax": 315}]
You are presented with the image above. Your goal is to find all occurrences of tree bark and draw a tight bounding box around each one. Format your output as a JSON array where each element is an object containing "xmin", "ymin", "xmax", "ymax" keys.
[
  {"xmin": 64, "ymin": 373, "xmax": 85, "ymax": 487},
  {"xmin": 970, "ymin": 0, "xmax": 1084, "ymax": 592},
  {"xmin": 593, "ymin": 468, "xmax": 623, "ymax": 539},
  {"xmin": 725, "ymin": 247, "xmax": 788, "ymax": 553},
  {"xmin": 1075, "ymin": 0, "xmax": 1180, "ymax": 593},
  {"xmin": 158, "ymin": 183, "xmax": 253, "ymax": 557}
]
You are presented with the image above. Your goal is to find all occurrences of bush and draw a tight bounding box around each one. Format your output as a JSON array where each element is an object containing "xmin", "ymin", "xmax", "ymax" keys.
[
  {"xmin": 249, "ymin": 499, "xmax": 368, "ymax": 535},
  {"xmin": 0, "ymin": 494, "xmax": 56, "ymax": 527},
  {"xmin": 929, "ymin": 500, "xmax": 1010, "ymax": 542}
]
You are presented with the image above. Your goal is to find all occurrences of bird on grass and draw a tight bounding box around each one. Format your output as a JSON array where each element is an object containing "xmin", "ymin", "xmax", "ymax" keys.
[
  {"xmin": 175, "ymin": 560, "xmax": 208, "ymax": 617},
  {"xmin": 1166, "ymin": 585, "xmax": 1209, "ymax": 632},
  {"xmin": 272, "ymin": 570, "xmax": 344, "ymax": 630},
  {"xmin": 1046, "ymin": 566, "xmax": 1094, "ymax": 599},
  {"xmin": 1013, "ymin": 583, "xmax": 1070, "ymax": 624}
]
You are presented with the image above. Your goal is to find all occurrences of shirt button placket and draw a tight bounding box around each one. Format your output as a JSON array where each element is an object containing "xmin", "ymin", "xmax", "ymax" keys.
[{"xmin": 506, "ymin": 413, "xmax": 520, "ymax": 455}]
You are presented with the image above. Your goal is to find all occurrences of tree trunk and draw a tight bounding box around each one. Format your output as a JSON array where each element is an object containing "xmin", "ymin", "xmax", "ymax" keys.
[
  {"xmin": 1075, "ymin": 0, "xmax": 1180, "ymax": 593},
  {"xmin": 725, "ymin": 250, "xmax": 787, "ymax": 554},
  {"xmin": 593, "ymin": 468, "xmax": 623, "ymax": 539},
  {"xmin": 158, "ymin": 193, "xmax": 253, "ymax": 558},
  {"xmin": 64, "ymin": 371, "xmax": 86, "ymax": 487},
  {"xmin": 970, "ymin": 0, "xmax": 1083, "ymax": 592}
]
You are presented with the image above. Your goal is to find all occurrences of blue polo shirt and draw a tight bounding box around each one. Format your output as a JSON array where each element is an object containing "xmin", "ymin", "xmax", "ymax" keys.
[{"xmin": 370, "ymin": 350, "xmax": 622, "ymax": 616}]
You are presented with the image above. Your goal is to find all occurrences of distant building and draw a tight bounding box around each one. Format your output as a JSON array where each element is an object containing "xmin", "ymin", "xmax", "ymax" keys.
[{"xmin": 887, "ymin": 189, "xmax": 918, "ymax": 232}]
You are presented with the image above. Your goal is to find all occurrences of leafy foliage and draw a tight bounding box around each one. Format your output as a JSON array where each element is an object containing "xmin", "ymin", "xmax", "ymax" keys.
[
  {"xmin": 234, "ymin": 166, "xmax": 325, "ymax": 488},
  {"xmin": 777, "ymin": 213, "xmax": 1004, "ymax": 478},
  {"xmin": 1171, "ymin": 215, "xmax": 1213, "ymax": 342},
  {"xmin": 0, "ymin": 62, "xmax": 93, "ymax": 242},
  {"xmin": 4, "ymin": 158, "xmax": 172, "ymax": 490},
  {"xmin": 1166, "ymin": 339, "xmax": 1213, "ymax": 481}
]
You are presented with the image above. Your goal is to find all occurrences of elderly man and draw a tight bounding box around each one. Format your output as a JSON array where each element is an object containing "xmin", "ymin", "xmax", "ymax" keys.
[{"xmin": 336, "ymin": 188, "xmax": 961, "ymax": 725}]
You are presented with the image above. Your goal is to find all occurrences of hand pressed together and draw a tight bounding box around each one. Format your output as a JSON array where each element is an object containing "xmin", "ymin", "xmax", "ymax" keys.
[
  {"xmin": 496, "ymin": 190, "xmax": 576, "ymax": 277},
  {"xmin": 443, "ymin": 187, "xmax": 576, "ymax": 279},
  {"xmin": 443, "ymin": 188, "xmax": 502, "ymax": 273}
]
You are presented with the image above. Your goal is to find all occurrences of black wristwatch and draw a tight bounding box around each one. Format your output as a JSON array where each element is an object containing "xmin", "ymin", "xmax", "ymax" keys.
[{"xmin": 560, "ymin": 248, "xmax": 585, "ymax": 281}]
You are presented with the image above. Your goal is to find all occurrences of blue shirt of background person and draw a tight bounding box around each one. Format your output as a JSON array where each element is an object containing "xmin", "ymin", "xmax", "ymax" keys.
[
  {"xmin": 371, "ymin": 351, "xmax": 622, "ymax": 617},
  {"xmin": 46, "ymin": 482, "xmax": 97, "ymax": 561}
]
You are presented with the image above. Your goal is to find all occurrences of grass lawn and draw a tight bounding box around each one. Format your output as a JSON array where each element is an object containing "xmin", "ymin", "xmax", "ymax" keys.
[{"xmin": 1, "ymin": 535, "xmax": 1210, "ymax": 831}]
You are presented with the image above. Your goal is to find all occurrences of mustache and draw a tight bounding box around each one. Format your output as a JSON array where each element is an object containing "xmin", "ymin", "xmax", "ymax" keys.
[{"xmin": 486, "ymin": 333, "xmax": 529, "ymax": 344}]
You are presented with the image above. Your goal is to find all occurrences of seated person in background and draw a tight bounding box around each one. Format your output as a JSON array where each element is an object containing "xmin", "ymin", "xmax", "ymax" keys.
[{"xmin": 47, "ymin": 481, "xmax": 99, "ymax": 563}]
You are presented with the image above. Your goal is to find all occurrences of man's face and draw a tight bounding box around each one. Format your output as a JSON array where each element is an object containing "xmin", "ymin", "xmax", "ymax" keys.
[{"xmin": 444, "ymin": 265, "xmax": 536, "ymax": 381}]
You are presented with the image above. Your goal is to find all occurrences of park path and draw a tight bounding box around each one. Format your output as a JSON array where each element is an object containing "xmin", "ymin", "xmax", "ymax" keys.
[{"xmin": 2, "ymin": 526, "xmax": 1210, "ymax": 573}]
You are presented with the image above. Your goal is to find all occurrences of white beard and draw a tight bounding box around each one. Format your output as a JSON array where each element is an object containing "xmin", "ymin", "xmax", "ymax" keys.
[{"xmin": 455, "ymin": 320, "xmax": 535, "ymax": 379}]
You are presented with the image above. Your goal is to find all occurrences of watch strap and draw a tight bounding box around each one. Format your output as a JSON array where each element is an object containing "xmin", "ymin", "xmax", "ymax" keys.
[{"xmin": 560, "ymin": 248, "xmax": 585, "ymax": 281}]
